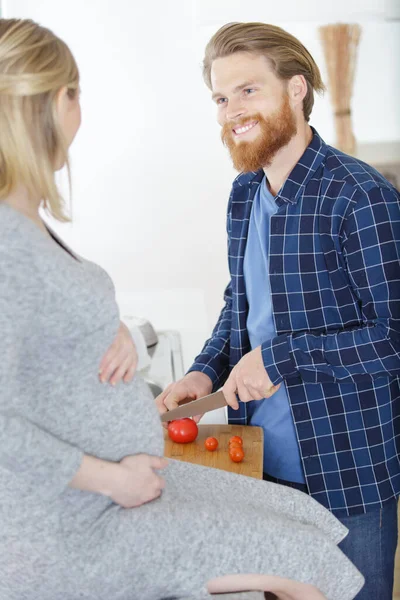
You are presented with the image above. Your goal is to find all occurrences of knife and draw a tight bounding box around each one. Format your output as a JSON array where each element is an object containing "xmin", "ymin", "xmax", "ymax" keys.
[{"xmin": 160, "ymin": 390, "xmax": 228, "ymax": 422}]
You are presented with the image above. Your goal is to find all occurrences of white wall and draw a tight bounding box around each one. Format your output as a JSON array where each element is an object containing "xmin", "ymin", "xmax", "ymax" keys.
[{"xmin": 4, "ymin": 0, "xmax": 400, "ymax": 357}]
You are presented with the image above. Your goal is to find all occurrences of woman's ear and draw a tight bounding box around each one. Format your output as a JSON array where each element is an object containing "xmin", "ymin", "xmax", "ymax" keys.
[{"xmin": 55, "ymin": 86, "xmax": 69, "ymax": 122}]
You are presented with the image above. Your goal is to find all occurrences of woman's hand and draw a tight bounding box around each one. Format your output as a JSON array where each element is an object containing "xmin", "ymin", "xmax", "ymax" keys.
[
  {"xmin": 111, "ymin": 454, "xmax": 168, "ymax": 508},
  {"xmin": 99, "ymin": 321, "xmax": 138, "ymax": 385},
  {"xmin": 70, "ymin": 454, "xmax": 168, "ymax": 508}
]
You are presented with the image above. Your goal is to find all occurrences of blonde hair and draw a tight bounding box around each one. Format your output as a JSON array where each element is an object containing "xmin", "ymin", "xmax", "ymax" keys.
[
  {"xmin": 0, "ymin": 19, "xmax": 79, "ymax": 221},
  {"xmin": 203, "ymin": 22, "xmax": 325, "ymax": 122}
]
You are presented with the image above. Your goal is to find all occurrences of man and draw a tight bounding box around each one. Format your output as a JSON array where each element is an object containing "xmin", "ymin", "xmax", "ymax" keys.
[{"xmin": 156, "ymin": 22, "xmax": 400, "ymax": 599}]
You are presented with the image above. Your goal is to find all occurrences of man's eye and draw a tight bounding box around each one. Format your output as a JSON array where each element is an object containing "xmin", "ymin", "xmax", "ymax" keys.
[
  {"xmin": 216, "ymin": 97, "xmax": 227, "ymax": 105},
  {"xmin": 244, "ymin": 89, "xmax": 255, "ymax": 95}
]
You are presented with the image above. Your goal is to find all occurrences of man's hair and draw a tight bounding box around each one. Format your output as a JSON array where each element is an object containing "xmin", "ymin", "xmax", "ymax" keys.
[
  {"xmin": 203, "ymin": 22, "xmax": 325, "ymax": 122},
  {"xmin": 0, "ymin": 19, "xmax": 79, "ymax": 221}
]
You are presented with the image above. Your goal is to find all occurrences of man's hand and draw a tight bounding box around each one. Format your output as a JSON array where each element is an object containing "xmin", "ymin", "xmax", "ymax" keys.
[
  {"xmin": 99, "ymin": 322, "xmax": 138, "ymax": 385},
  {"xmin": 155, "ymin": 371, "xmax": 213, "ymax": 428},
  {"xmin": 222, "ymin": 346, "xmax": 280, "ymax": 408}
]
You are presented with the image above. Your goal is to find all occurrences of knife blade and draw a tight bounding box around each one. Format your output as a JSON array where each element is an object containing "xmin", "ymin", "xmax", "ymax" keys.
[{"xmin": 160, "ymin": 390, "xmax": 227, "ymax": 422}]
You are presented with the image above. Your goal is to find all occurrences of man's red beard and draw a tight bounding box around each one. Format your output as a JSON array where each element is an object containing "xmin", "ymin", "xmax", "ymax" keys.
[{"xmin": 221, "ymin": 94, "xmax": 297, "ymax": 172}]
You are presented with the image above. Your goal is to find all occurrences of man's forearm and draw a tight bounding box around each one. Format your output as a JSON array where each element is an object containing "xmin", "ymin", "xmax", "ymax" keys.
[{"xmin": 261, "ymin": 324, "xmax": 400, "ymax": 385}]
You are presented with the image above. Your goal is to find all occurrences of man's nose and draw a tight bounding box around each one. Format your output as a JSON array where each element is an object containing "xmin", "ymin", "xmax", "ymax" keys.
[{"xmin": 226, "ymin": 99, "xmax": 246, "ymax": 122}]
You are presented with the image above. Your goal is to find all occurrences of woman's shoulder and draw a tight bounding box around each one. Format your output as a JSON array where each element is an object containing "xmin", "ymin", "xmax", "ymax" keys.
[
  {"xmin": 0, "ymin": 202, "xmax": 41, "ymax": 253},
  {"xmin": 0, "ymin": 203, "xmax": 45, "ymax": 303}
]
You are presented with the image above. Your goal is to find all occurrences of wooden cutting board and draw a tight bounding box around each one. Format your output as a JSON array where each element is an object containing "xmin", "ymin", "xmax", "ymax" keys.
[{"xmin": 164, "ymin": 424, "xmax": 263, "ymax": 479}]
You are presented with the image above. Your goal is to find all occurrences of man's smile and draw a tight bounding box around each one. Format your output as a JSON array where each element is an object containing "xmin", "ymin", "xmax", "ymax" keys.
[{"xmin": 232, "ymin": 120, "xmax": 259, "ymax": 136}]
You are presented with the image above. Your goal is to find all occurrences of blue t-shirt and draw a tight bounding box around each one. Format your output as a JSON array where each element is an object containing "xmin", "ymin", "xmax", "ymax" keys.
[{"xmin": 243, "ymin": 177, "xmax": 305, "ymax": 483}]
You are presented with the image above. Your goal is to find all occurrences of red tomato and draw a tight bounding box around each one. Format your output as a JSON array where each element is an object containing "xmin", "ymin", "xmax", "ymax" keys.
[
  {"xmin": 229, "ymin": 435, "xmax": 243, "ymax": 446},
  {"xmin": 229, "ymin": 446, "xmax": 245, "ymax": 463},
  {"xmin": 204, "ymin": 437, "xmax": 218, "ymax": 451},
  {"xmin": 229, "ymin": 441, "xmax": 242, "ymax": 449},
  {"xmin": 168, "ymin": 418, "xmax": 198, "ymax": 444}
]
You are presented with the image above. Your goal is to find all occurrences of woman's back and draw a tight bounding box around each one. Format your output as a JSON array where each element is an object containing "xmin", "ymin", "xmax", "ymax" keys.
[{"xmin": 0, "ymin": 202, "xmax": 163, "ymax": 514}]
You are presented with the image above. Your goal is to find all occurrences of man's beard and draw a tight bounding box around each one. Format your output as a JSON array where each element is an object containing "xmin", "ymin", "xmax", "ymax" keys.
[{"xmin": 221, "ymin": 94, "xmax": 297, "ymax": 173}]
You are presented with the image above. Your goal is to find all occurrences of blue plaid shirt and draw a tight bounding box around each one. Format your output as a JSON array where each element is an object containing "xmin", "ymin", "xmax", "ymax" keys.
[{"xmin": 189, "ymin": 128, "xmax": 400, "ymax": 516}]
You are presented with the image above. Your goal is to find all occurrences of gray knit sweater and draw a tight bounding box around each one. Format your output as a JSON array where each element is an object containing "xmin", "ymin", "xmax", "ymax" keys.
[{"xmin": 0, "ymin": 203, "xmax": 364, "ymax": 600}]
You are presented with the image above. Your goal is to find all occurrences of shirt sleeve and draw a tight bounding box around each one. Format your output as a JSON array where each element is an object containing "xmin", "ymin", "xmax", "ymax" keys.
[
  {"xmin": 187, "ymin": 281, "xmax": 232, "ymax": 390},
  {"xmin": 0, "ymin": 246, "xmax": 83, "ymax": 498},
  {"xmin": 261, "ymin": 185, "xmax": 400, "ymax": 384}
]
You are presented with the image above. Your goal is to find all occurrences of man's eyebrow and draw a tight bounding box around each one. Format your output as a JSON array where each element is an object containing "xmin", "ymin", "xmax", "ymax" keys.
[{"xmin": 212, "ymin": 81, "xmax": 258, "ymax": 101}]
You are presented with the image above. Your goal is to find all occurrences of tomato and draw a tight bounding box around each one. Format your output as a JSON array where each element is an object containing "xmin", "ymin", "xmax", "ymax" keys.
[
  {"xmin": 167, "ymin": 418, "xmax": 198, "ymax": 444},
  {"xmin": 229, "ymin": 446, "xmax": 244, "ymax": 463},
  {"xmin": 229, "ymin": 436, "xmax": 243, "ymax": 446},
  {"xmin": 204, "ymin": 437, "xmax": 218, "ymax": 451},
  {"xmin": 229, "ymin": 441, "xmax": 242, "ymax": 449}
]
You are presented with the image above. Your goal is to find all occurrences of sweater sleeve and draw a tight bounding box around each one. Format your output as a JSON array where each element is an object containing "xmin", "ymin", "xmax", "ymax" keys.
[{"xmin": 0, "ymin": 246, "xmax": 83, "ymax": 497}]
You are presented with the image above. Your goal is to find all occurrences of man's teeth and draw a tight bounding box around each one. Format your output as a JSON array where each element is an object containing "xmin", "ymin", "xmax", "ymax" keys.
[{"xmin": 234, "ymin": 122, "xmax": 257, "ymax": 135}]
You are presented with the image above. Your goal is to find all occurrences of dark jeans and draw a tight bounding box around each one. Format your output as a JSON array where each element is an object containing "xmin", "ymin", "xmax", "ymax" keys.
[{"xmin": 263, "ymin": 473, "xmax": 398, "ymax": 599}]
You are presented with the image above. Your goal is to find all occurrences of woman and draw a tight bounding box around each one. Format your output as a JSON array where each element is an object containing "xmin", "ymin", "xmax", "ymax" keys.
[{"xmin": 0, "ymin": 18, "xmax": 364, "ymax": 600}]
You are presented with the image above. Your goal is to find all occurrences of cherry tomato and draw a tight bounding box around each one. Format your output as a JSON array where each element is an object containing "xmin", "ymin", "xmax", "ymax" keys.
[
  {"xmin": 229, "ymin": 436, "xmax": 243, "ymax": 446},
  {"xmin": 167, "ymin": 418, "xmax": 198, "ymax": 444},
  {"xmin": 229, "ymin": 441, "xmax": 242, "ymax": 449},
  {"xmin": 204, "ymin": 437, "xmax": 218, "ymax": 451},
  {"xmin": 229, "ymin": 446, "xmax": 245, "ymax": 463}
]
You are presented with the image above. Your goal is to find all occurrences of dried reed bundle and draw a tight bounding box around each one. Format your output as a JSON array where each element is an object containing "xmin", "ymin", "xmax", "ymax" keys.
[{"xmin": 319, "ymin": 23, "xmax": 361, "ymax": 155}]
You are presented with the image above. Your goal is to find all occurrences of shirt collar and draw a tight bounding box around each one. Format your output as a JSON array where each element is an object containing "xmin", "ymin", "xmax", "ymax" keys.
[{"xmin": 232, "ymin": 127, "xmax": 328, "ymax": 204}]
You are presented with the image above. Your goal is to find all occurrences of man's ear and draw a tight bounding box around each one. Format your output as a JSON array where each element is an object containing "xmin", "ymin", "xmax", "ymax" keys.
[{"xmin": 288, "ymin": 75, "xmax": 308, "ymax": 108}]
